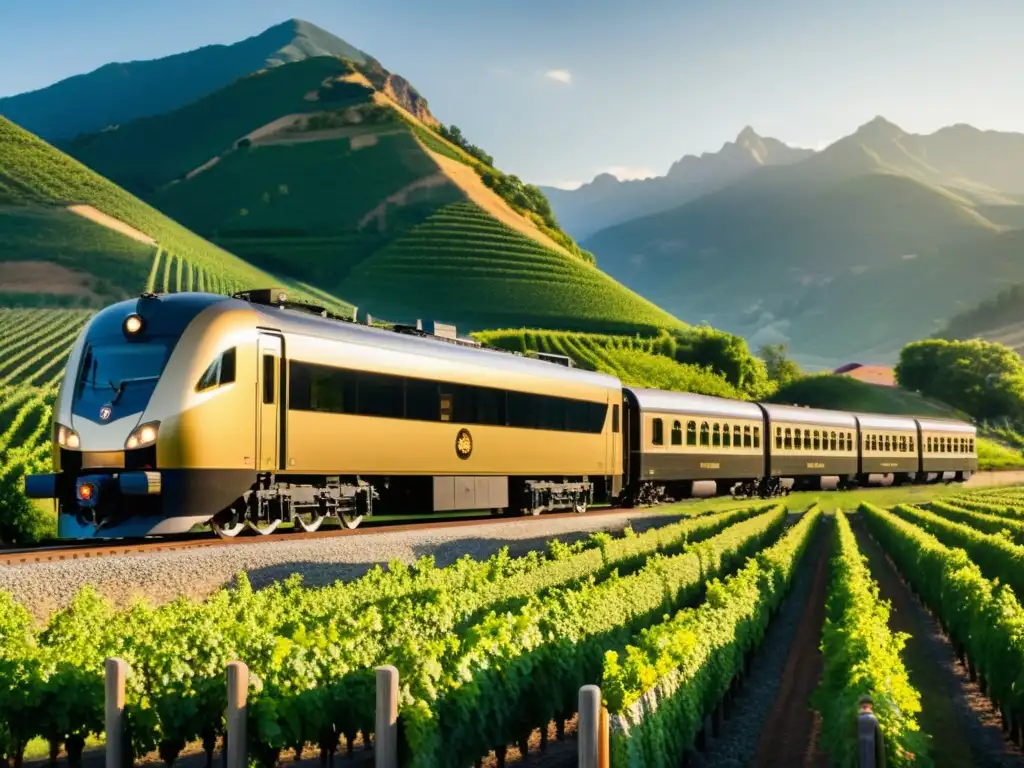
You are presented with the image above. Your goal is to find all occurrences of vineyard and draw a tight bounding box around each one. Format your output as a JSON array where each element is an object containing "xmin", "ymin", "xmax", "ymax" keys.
[
  {"xmin": 341, "ymin": 202, "xmax": 685, "ymax": 335},
  {"xmin": 4, "ymin": 483, "xmax": 1024, "ymax": 766}
]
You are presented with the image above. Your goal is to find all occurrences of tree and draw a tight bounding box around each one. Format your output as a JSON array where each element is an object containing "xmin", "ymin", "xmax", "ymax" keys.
[
  {"xmin": 758, "ymin": 343, "xmax": 802, "ymax": 386},
  {"xmin": 895, "ymin": 338, "xmax": 1024, "ymax": 422}
]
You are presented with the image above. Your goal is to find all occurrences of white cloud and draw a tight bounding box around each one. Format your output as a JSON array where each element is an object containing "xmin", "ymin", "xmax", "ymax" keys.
[
  {"xmin": 602, "ymin": 165, "xmax": 657, "ymax": 181},
  {"xmin": 544, "ymin": 69, "xmax": 573, "ymax": 85}
]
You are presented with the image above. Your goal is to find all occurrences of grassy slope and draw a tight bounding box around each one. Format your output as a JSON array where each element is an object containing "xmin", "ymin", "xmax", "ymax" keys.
[
  {"xmin": 62, "ymin": 57, "xmax": 373, "ymax": 196},
  {"xmin": 342, "ymin": 202, "xmax": 683, "ymax": 333},
  {"xmin": 0, "ymin": 115, "xmax": 353, "ymax": 312},
  {"xmin": 65, "ymin": 57, "xmax": 683, "ymax": 335}
]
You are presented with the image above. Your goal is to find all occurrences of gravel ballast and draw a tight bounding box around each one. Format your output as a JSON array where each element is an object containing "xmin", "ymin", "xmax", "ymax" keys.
[{"xmin": 1, "ymin": 507, "xmax": 693, "ymax": 621}]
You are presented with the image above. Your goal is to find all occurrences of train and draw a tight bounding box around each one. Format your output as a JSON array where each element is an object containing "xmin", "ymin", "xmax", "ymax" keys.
[{"xmin": 23, "ymin": 289, "xmax": 979, "ymax": 539}]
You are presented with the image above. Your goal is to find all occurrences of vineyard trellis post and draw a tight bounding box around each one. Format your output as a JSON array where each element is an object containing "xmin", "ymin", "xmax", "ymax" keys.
[
  {"xmin": 376, "ymin": 665, "xmax": 399, "ymax": 768},
  {"xmin": 104, "ymin": 658, "xmax": 129, "ymax": 768},
  {"xmin": 226, "ymin": 661, "xmax": 249, "ymax": 768},
  {"xmin": 858, "ymin": 695, "xmax": 886, "ymax": 767},
  {"xmin": 578, "ymin": 684, "xmax": 609, "ymax": 768}
]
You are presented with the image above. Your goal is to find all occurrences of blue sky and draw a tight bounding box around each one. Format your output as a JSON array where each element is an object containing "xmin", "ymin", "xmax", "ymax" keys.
[{"xmin": 2, "ymin": 0, "xmax": 1022, "ymax": 188}]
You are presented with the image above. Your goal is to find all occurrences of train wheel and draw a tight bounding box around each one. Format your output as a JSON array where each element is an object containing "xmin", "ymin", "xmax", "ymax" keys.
[
  {"xmin": 212, "ymin": 521, "xmax": 246, "ymax": 539},
  {"xmin": 339, "ymin": 510, "xmax": 363, "ymax": 529},
  {"xmin": 248, "ymin": 519, "xmax": 282, "ymax": 535},
  {"xmin": 294, "ymin": 512, "xmax": 324, "ymax": 533}
]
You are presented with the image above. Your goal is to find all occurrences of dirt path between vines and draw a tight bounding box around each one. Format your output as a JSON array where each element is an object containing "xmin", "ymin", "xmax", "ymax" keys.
[
  {"xmin": 851, "ymin": 514, "xmax": 1024, "ymax": 768},
  {"xmin": 751, "ymin": 521, "xmax": 830, "ymax": 768}
]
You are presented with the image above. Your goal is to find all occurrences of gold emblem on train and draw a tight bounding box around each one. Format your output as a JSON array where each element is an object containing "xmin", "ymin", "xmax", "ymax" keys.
[{"xmin": 455, "ymin": 428, "xmax": 473, "ymax": 459}]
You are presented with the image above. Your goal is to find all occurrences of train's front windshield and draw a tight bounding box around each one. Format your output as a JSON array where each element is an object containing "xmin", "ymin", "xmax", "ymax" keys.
[{"xmin": 72, "ymin": 340, "xmax": 174, "ymax": 422}]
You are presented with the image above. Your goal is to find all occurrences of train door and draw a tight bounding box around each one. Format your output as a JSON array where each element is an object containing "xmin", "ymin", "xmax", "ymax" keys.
[{"xmin": 256, "ymin": 333, "xmax": 283, "ymax": 472}]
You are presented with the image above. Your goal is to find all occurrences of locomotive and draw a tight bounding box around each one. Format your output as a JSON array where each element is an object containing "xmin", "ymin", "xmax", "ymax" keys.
[{"xmin": 23, "ymin": 290, "xmax": 978, "ymax": 539}]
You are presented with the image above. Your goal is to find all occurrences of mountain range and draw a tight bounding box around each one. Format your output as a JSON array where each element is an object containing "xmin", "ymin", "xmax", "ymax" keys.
[
  {"xmin": 546, "ymin": 117, "xmax": 1024, "ymax": 365},
  {"xmin": 2, "ymin": 17, "xmax": 1023, "ymax": 367},
  {"xmin": 0, "ymin": 19, "xmax": 681, "ymax": 337}
]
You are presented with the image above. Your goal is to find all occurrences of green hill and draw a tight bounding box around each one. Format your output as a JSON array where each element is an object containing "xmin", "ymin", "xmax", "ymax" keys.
[
  {"xmin": 0, "ymin": 19, "xmax": 369, "ymax": 142},
  {"xmin": 582, "ymin": 119, "xmax": 1024, "ymax": 364},
  {"xmin": 60, "ymin": 54, "xmax": 683, "ymax": 335},
  {"xmin": 0, "ymin": 115, "xmax": 351, "ymax": 311}
]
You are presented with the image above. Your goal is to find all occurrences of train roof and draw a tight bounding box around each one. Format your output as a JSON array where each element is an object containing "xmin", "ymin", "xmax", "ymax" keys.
[
  {"xmin": 245, "ymin": 299, "xmax": 624, "ymax": 392},
  {"xmin": 624, "ymin": 387, "xmax": 763, "ymax": 420},
  {"xmin": 916, "ymin": 417, "xmax": 976, "ymax": 434},
  {"xmin": 855, "ymin": 413, "xmax": 918, "ymax": 431},
  {"xmin": 760, "ymin": 403, "xmax": 858, "ymax": 429}
]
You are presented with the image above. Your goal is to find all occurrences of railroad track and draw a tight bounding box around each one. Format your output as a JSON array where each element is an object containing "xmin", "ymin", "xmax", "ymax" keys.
[{"xmin": 0, "ymin": 506, "xmax": 643, "ymax": 566}]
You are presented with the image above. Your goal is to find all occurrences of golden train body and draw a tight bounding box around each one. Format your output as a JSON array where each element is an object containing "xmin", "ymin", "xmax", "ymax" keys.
[{"xmin": 23, "ymin": 291, "xmax": 979, "ymax": 539}]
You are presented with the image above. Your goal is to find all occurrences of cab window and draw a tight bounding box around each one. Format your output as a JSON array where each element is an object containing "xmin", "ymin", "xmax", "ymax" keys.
[{"xmin": 196, "ymin": 347, "xmax": 237, "ymax": 392}]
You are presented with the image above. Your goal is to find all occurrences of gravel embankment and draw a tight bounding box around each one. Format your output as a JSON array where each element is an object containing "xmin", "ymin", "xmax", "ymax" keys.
[{"xmin": 1, "ymin": 508, "xmax": 690, "ymax": 621}]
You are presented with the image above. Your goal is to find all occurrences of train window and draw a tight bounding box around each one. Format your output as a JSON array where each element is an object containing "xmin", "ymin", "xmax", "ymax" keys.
[
  {"xmin": 687, "ymin": 421, "xmax": 697, "ymax": 446},
  {"xmin": 262, "ymin": 355, "xmax": 276, "ymax": 405},
  {"xmin": 196, "ymin": 347, "xmax": 237, "ymax": 392},
  {"xmin": 361, "ymin": 372, "xmax": 405, "ymax": 418},
  {"xmin": 830, "ymin": 431, "xmax": 837, "ymax": 451},
  {"xmin": 612, "ymin": 404, "xmax": 620, "ymax": 433},
  {"xmin": 710, "ymin": 423, "xmax": 720, "ymax": 447},
  {"xmin": 794, "ymin": 430, "xmax": 802, "ymax": 450},
  {"xmin": 722, "ymin": 424, "xmax": 731, "ymax": 448},
  {"xmin": 652, "ymin": 418, "xmax": 664, "ymax": 445},
  {"xmin": 909, "ymin": 437, "xmax": 915, "ymax": 452},
  {"xmin": 813, "ymin": 430, "xmax": 821, "ymax": 451},
  {"xmin": 884, "ymin": 435, "xmax": 891, "ymax": 452},
  {"xmin": 926, "ymin": 437, "xmax": 932, "ymax": 452},
  {"xmin": 753, "ymin": 426, "xmax": 760, "ymax": 448},
  {"xmin": 970, "ymin": 438, "xmax": 975, "ymax": 452},
  {"xmin": 899, "ymin": 436, "xmax": 907, "ymax": 452},
  {"xmin": 775, "ymin": 427, "xmax": 783, "ymax": 450},
  {"xmin": 784, "ymin": 428, "xmax": 792, "ymax": 449},
  {"xmin": 671, "ymin": 421, "xmax": 682, "ymax": 446},
  {"xmin": 406, "ymin": 379, "xmax": 440, "ymax": 421},
  {"xmin": 734, "ymin": 425, "xmax": 742, "ymax": 447},
  {"xmin": 700, "ymin": 422, "xmax": 710, "ymax": 446}
]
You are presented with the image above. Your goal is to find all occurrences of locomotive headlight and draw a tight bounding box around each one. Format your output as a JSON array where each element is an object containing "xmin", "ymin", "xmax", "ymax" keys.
[
  {"xmin": 57, "ymin": 424, "xmax": 80, "ymax": 450},
  {"xmin": 125, "ymin": 421, "xmax": 160, "ymax": 450},
  {"xmin": 123, "ymin": 314, "xmax": 144, "ymax": 337}
]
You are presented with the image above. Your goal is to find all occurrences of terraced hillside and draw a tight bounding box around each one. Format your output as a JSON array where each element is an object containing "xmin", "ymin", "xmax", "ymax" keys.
[
  {"xmin": 342, "ymin": 203, "xmax": 681, "ymax": 334},
  {"xmin": 58, "ymin": 50, "xmax": 683, "ymax": 335},
  {"xmin": 0, "ymin": 115, "xmax": 353, "ymax": 312},
  {"xmin": 474, "ymin": 326, "xmax": 772, "ymax": 397}
]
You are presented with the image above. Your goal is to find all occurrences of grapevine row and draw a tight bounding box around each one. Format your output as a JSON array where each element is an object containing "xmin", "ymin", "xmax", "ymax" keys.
[
  {"xmin": 812, "ymin": 511, "xmax": 927, "ymax": 766},
  {"xmin": 860, "ymin": 503, "xmax": 1024, "ymax": 741},
  {"xmin": 0, "ymin": 503, "xmax": 777, "ymax": 766},
  {"xmin": 889, "ymin": 503, "xmax": 1024, "ymax": 600},
  {"xmin": 600, "ymin": 506, "xmax": 821, "ymax": 767}
]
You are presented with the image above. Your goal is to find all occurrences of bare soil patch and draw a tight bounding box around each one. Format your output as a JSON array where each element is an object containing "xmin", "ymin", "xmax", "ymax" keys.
[
  {"xmin": 66, "ymin": 204, "xmax": 156, "ymax": 245},
  {"xmin": 752, "ymin": 523, "xmax": 830, "ymax": 767},
  {"xmin": 0, "ymin": 260, "xmax": 100, "ymax": 298},
  {"xmin": 417, "ymin": 145, "xmax": 573, "ymax": 257}
]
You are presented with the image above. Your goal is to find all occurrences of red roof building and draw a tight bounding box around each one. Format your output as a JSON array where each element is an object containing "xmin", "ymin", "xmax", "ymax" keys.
[{"xmin": 832, "ymin": 363, "xmax": 896, "ymax": 387}]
